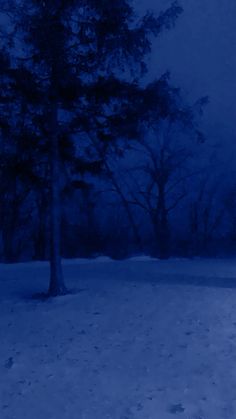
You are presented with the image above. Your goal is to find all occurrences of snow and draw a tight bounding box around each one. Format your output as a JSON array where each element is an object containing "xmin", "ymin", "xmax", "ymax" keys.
[{"xmin": 1, "ymin": 257, "xmax": 236, "ymax": 419}]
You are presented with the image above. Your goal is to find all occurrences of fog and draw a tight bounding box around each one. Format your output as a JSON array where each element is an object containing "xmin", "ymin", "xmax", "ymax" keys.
[{"xmin": 136, "ymin": 0, "xmax": 236, "ymax": 146}]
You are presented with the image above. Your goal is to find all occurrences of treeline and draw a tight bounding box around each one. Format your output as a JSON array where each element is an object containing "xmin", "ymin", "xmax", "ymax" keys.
[{"xmin": 0, "ymin": 1, "xmax": 235, "ymax": 294}]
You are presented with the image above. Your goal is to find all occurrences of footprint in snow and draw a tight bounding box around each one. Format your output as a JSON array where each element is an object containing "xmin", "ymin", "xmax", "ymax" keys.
[
  {"xmin": 168, "ymin": 403, "xmax": 185, "ymax": 414},
  {"xmin": 4, "ymin": 357, "xmax": 14, "ymax": 369}
]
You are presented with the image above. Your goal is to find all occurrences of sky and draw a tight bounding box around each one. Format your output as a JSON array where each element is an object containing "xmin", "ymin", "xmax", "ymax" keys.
[
  {"xmin": 1, "ymin": 0, "xmax": 235, "ymax": 151},
  {"xmin": 135, "ymin": 0, "xmax": 236, "ymax": 149}
]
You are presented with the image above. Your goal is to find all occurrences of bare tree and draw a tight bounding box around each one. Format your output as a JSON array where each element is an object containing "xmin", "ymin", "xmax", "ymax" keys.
[{"xmin": 126, "ymin": 117, "xmax": 202, "ymax": 258}]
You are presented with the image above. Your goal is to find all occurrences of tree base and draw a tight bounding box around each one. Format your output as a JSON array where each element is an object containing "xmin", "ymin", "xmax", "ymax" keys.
[{"xmin": 47, "ymin": 284, "xmax": 67, "ymax": 297}]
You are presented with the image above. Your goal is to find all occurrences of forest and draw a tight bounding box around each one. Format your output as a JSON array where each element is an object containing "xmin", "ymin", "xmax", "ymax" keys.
[{"xmin": 0, "ymin": 0, "xmax": 235, "ymax": 295}]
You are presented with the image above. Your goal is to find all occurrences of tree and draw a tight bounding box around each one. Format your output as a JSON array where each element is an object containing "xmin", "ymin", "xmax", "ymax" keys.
[
  {"xmin": 4, "ymin": 0, "xmax": 183, "ymax": 294},
  {"xmin": 124, "ymin": 81, "xmax": 207, "ymax": 258},
  {"xmin": 188, "ymin": 171, "xmax": 226, "ymax": 256}
]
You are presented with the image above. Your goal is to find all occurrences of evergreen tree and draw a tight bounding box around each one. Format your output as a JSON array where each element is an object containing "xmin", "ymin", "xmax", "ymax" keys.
[{"xmin": 5, "ymin": 0, "xmax": 182, "ymax": 295}]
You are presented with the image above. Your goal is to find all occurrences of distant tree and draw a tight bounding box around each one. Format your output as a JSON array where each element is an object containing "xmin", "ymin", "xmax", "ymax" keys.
[
  {"xmin": 189, "ymin": 172, "xmax": 226, "ymax": 256},
  {"xmin": 224, "ymin": 184, "xmax": 236, "ymax": 250},
  {"xmin": 125, "ymin": 83, "xmax": 207, "ymax": 258},
  {"xmin": 0, "ymin": 46, "xmax": 13, "ymax": 260},
  {"xmin": 0, "ymin": 56, "xmax": 45, "ymax": 261}
]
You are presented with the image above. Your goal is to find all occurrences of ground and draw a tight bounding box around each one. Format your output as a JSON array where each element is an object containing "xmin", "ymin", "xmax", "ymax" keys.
[{"xmin": 0, "ymin": 257, "xmax": 236, "ymax": 419}]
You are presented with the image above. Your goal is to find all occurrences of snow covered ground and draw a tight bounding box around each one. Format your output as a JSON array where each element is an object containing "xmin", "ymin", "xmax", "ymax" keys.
[{"xmin": 1, "ymin": 257, "xmax": 236, "ymax": 419}]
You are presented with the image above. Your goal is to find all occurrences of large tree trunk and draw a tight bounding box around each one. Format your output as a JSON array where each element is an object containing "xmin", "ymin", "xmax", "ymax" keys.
[{"xmin": 48, "ymin": 99, "xmax": 66, "ymax": 296}]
